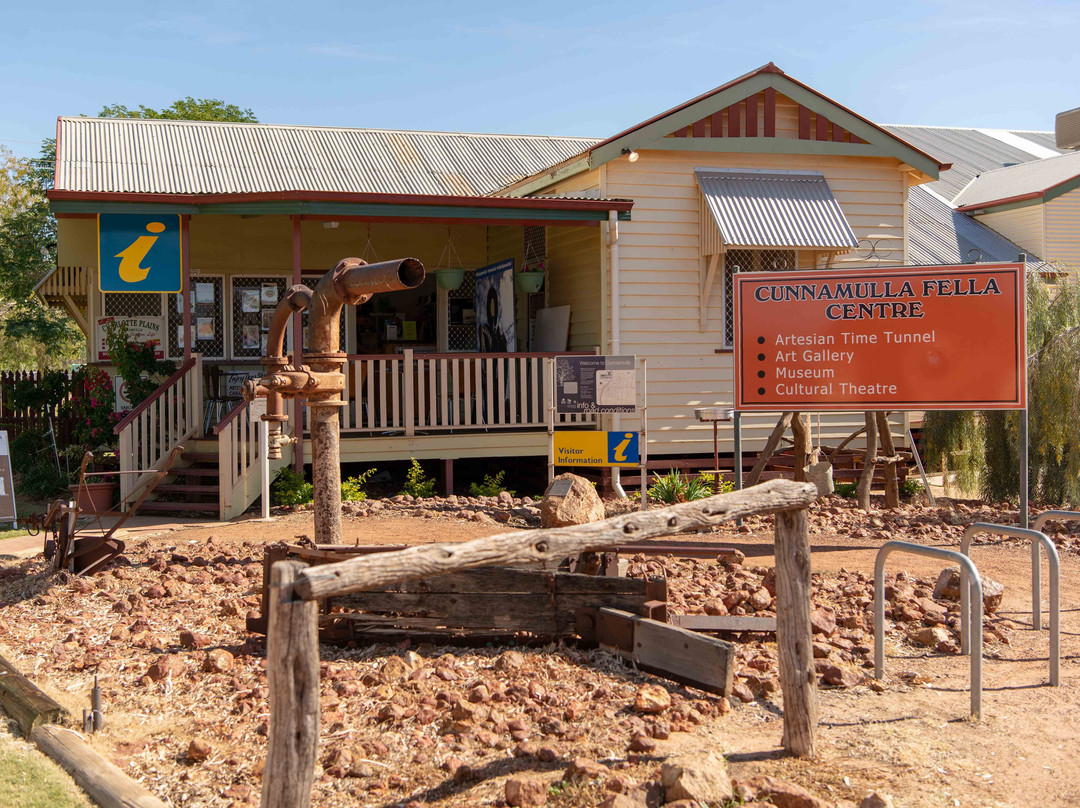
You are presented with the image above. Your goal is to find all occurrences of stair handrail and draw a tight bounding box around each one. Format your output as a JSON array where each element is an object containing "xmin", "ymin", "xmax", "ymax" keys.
[
  {"xmin": 113, "ymin": 355, "xmax": 199, "ymax": 435},
  {"xmin": 212, "ymin": 397, "xmax": 251, "ymax": 436}
]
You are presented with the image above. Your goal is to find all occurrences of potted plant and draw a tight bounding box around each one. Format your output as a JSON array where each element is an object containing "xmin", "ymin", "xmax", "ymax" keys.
[
  {"xmin": 67, "ymin": 367, "xmax": 121, "ymax": 513},
  {"xmin": 516, "ymin": 261, "xmax": 546, "ymax": 293},
  {"xmin": 435, "ymin": 267, "xmax": 465, "ymax": 290}
]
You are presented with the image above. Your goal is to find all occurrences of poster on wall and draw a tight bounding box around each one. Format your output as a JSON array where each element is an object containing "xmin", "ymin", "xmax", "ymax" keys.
[
  {"xmin": 96, "ymin": 316, "xmax": 165, "ymax": 361},
  {"xmin": 475, "ymin": 259, "xmax": 516, "ymax": 352}
]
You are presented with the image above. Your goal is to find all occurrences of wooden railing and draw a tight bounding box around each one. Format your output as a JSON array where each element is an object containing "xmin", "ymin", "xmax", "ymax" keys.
[
  {"xmin": 215, "ymin": 397, "xmax": 297, "ymax": 521},
  {"xmin": 336, "ymin": 350, "xmax": 596, "ymax": 436},
  {"xmin": 114, "ymin": 355, "xmax": 203, "ymax": 503}
]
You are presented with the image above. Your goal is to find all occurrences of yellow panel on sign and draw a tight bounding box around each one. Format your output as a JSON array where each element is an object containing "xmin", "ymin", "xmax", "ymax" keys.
[{"xmin": 554, "ymin": 431, "xmax": 640, "ymax": 468}]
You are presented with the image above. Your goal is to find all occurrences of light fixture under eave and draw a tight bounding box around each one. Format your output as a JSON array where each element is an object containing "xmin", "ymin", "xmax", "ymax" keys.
[
  {"xmin": 322, "ymin": 221, "xmax": 340, "ymax": 229},
  {"xmin": 621, "ymin": 148, "xmax": 639, "ymax": 163}
]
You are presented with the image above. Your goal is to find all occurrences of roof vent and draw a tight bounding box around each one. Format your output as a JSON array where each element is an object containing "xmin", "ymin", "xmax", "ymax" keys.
[{"xmin": 1055, "ymin": 106, "xmax": 1080, "ymax": 150}]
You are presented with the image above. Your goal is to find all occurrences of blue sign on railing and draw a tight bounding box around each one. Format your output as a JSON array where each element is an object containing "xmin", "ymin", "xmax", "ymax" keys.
[{"xmin": 98, "ymin": 214, "xmax": 182, "ymax": 293}]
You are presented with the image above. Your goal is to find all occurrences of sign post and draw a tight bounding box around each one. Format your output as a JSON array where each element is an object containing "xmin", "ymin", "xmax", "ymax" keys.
[
  {"xmin": 552, "ymin": 355, "xmax": 647, "ymax": 507},
  {"xmin": 734, "ymin": 262, "xmax": 1026, "ymax": 506},
  {"xmin": 0, "ymin": 431, "xmax": 18, "ymax": 529}
]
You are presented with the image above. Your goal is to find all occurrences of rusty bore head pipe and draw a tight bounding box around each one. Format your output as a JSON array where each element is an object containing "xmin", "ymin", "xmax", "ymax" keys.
[
  {"xmin": 307, "ymin": 257, "xmax": 425, "ymax": 357},
  {"xmin": 266, "ymin": 285, "xmax": 313, "ymax": 363}
]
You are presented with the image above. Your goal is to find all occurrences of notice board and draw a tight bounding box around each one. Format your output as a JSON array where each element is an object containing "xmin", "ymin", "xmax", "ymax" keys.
[
  {"xmin": 733, "ymin": 263, "xmax": 1025, "ymax": 411},
  {"xmin": 0, "ymin": 431, "xmax": 17, "ymax": 523}
]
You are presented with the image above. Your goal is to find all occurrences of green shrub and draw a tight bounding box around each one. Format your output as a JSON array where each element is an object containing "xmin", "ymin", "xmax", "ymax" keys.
[
  {"xmin": 16, "ymin": 462, "xmax": 69, "ymax": 501},
  {"xmin": 700, "ymin": 472, "xmax": 735, "ymax": 496},
  {"xmin": 648, "ymin": 469, "xmax": 718, "ymax": 503},
  {"xmin": 271, "ymin": 468, "xmax": 313, "ymax": 506},
  {"xmin": 834, "ymin": 482, "xmax": 858, "ymax": 498},
  {"xmin": 341, "ymin": 468, "xmax": 377, "ymax": 501},
  {"xmin": 401, "ymin": 458, "xmax": 436, "ymax": 499},
  {"xmin": 900, "ymin": 478, "xmax": 923, "ymax": 498},
  {"xmin": 468, "ymin": 470, "xmax": 515, "ymax": 498}
]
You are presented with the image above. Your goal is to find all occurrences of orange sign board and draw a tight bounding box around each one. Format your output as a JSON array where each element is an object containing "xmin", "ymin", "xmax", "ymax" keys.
[{"xmin": 733, "ymin": 263, "xmax": 1025, "ymax": 411}]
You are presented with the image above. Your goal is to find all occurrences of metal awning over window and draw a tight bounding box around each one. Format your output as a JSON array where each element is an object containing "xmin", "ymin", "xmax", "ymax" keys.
[{"xmin": 696, "ymin": 168, "xmax": 858, "ymax": 252}]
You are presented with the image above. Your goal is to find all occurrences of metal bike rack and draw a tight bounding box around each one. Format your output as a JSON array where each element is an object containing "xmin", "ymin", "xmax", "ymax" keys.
[
  {"xmin": 875, "ymin": 541, "xmax": 983, "ymax": 719},
  {"xmin": 959, "ymin": 522, "xmax": 1059, "ymax": 686}
]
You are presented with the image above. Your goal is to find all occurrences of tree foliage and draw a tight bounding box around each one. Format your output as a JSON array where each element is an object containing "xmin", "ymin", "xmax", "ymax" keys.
[
  {"xmin": 97, "ymin": 97, "xmax": 257, "ymax": 123},
  {"xmin": 924, "ymin": 271, "xmax": 1080, "ymax": 505}
]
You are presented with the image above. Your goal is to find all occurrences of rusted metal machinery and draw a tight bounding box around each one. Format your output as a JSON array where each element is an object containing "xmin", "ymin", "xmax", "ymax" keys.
[{"xmin": 243, "ymin": 257, "xmax": 424, "ymax": 543}]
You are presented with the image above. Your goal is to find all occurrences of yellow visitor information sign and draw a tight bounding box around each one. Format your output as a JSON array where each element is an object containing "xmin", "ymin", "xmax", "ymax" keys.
[{"xmin": 554, "ymin": 431, "xmax": 640, "ymax": 468}]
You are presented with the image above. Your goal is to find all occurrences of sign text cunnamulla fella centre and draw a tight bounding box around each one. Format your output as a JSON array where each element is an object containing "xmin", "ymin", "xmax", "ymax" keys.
[{"xmin": 733, "ymin": 263, "xmax": 1025, "ymax": 411}]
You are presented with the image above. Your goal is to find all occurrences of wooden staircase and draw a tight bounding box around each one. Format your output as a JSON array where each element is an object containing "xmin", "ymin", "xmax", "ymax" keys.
[{"xmin": 136, "ymin": 442, "xmax": 221, "ymax": 516}]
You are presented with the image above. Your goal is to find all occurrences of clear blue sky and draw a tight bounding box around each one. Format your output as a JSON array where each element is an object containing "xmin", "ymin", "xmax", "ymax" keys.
[{"xmin": 3, "ymin": 0, "xmax": 1078, "ymax": 160}]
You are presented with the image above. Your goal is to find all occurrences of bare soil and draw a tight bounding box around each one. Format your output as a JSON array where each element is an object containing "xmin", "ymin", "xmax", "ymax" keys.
[{"xmin": 1, "ymin": 497, "xmax": 1078, "ymax": 808}]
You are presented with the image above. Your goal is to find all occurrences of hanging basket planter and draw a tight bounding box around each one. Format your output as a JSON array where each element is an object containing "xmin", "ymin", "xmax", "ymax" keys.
[
  {"xmin": 435, "ymin": 268, "xmax": 465, "ymax": 291},
  {"xmin": 515, "ymin": 271, "xmax": 545, "ymax": 294}
]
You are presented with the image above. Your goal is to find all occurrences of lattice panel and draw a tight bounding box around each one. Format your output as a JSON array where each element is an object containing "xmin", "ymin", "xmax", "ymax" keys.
[
  {"xmin": 103, "ymin": 292, "xmax": 161, "ymax": 318},
  {"xmin": 231, "ymin": 277, "xmax": 289, "ymax": 359},
  {"xmin": 523, "ymin": 225, "xmax": 546, "ymax": 269},
  {"xmin": 723, "ymin": 249, "xmax": 798, "ymax": 348},
  {"xmin": 446, "ymin": 271, "xmax": 478, "ymax": 352},
  {"xmin": 168, "ymin": 276, "xmax": 225, "ymax": 359}
]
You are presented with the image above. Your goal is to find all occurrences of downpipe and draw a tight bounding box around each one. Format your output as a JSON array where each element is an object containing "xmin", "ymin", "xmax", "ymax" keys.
[{"xmin": 608, "ymin": 211, "xmax": 627, "ymax": 499}]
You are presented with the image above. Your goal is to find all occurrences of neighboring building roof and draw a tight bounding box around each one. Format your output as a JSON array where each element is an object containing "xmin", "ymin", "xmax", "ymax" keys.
[
  {"xmin": 907, "ymin": 185, "xmax": 1049, "ymax": 270},
  {"xmin": 882, "ymin": 125, "xmax": 1066, "ymax": 202},
  {"xmin": 53, "ymin": 116, "xmax": 600, "ymax": 197},
  {"xmin": 952, "ymin": 150, "xmax": 1080, "ymax": 210},
  {"xmin": 696, "ymin": 168, "xmax": 858, "ymax": 250}
]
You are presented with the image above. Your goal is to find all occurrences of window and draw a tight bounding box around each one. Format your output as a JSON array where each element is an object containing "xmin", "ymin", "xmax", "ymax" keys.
[{"xmin": 721, "ymin": 249, "xmax": 797, "ymax": 348}]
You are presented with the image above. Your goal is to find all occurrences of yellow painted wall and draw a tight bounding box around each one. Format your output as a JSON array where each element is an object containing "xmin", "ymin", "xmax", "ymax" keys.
[
  {"xmin": 547, "ymin": 225, "xmax": 602, "ymax": 351},
  {"xmin": 975, "ymin": 205, "xmax": 1045, "ymax": 259},
  {"xmin": 56, "ymin": 217, "xmax": 97, "ymax": 267},
  {"xmin": 1044, "ymin": 188, "xmax": 1080, "ymax": 266}
]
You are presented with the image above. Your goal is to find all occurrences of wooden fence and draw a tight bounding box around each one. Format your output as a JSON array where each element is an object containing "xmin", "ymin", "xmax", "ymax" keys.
[
  {"xmin": 260, "ymin": 479, "xmax": 820, "ymax": 808},
  {"xmin": 0, "ymin": 370, "xmax": 78, "ymax": 445}
]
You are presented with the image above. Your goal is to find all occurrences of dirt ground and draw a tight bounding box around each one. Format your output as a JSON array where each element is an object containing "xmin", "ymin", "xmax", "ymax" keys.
[{"xmin": 1, "ymin": 498, "xmax": 1079, "ymax": 808}]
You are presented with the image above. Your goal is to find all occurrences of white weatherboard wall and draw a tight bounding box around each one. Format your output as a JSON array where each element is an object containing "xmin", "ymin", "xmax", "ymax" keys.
[
  {"xmin": 975, "ymin": 205, "xmax": 1045, "ymax": 260},
  {"xmin": 1044, "ymin": 188, "xmax": 1080, "ymax": 266},
  {"xmin": 547, "ymin": 148, "xmax": 911, "ymax": 456}
]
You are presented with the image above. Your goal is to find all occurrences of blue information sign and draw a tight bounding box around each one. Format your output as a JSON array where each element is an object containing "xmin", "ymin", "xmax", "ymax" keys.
[{"xmin": 98, "ymin": 214, "xmax": 182, "ymax": 293}]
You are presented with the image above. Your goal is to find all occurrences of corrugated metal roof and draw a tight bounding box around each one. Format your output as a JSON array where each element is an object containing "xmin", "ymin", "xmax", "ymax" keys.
[
  {"xmin": 907, "ymin": 185, "xmax": 1047, "ymax": 268},
  {"xmin": 883, "ymin": 125, "xmax": 1064, "ymax": 202},
  {"xmin": 55, "ymin": 117, "xmax": 600, "ymax": 197},
  {"xmin": 696, "ymin": 168, "xmax": 857, "ymax": 249},
  {"xmin": 953, "ymin": 150, "xmax": 1080, "ymax": 208}
]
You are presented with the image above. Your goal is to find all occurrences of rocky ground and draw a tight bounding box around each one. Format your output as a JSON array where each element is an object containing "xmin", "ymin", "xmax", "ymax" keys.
[{"xmin": 1, "ymin": 493, "xmax": 1079, "ymax": 807}]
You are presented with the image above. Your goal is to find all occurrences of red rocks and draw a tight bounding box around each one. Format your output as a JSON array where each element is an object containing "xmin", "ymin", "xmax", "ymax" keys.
[
  {"xmin": 145, "ymin": 654, "xmax": 185, "ymax": 682},
  {"xmin": 633, "ymin": 684, "xmax": 671, "ymax": 714},
  {"xmin": 505, "ymin": 774, "xmax": 549, "ymax": 806}
]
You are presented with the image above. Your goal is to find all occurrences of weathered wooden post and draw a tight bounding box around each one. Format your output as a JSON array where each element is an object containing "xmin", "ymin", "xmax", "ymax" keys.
[
  {"xmin": 262, "ymin": 560, "xmax": 320, "ymax": 808},
  {"xmin": 774, "ymin": 506, "xmax": 817, "ymax": 757}
]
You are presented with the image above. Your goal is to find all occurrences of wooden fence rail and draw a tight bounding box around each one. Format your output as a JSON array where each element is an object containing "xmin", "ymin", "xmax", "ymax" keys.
[
  {"xmin": 261, "ymin": 479, "xmax": 820, "ymax": 808},
  {"xmin": 0, "ymin": 369, "xmax": 78, "ymax": 445}
]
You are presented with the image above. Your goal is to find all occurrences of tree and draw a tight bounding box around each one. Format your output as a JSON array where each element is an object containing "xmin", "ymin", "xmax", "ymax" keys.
[
  {"xmin": 97, "ymin": 97, "xmax": 256, "ymax": 123},
  {"xmin": 0, "ymin": 99, "xmax": 257, "ymax": 371},
  {"xmin": 0, "ymin": 143, "xmax": 81, "ymax": 370},
  {"xmin": 924, "ymin": 271, "xmax": 1080, "ymax": 505}
]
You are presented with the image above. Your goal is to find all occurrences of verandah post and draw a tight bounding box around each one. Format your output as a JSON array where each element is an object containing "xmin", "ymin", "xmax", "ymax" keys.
[
  {"xmin": 262, "ymin": 560, "xmax": 319, "ymax": 808},
  {"xmin": 774, "ymin": 506, "xmax": 817, "ymax": 757}
]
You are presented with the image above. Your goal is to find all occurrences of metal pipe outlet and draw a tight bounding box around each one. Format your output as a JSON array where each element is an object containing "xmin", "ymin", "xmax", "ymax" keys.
[{"xmin": 303, "ymin": 257, "xmax": 424, "ymax": 544}]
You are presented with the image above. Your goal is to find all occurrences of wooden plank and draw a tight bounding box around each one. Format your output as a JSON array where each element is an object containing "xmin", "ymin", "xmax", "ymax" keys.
[
  {"xmin": 31, "ymin": 724, "xmax": 168, "ymax": 808},
  {"xmin": 598, "ymin": 608, "xmax": 734, "ymax": 696},
  {"xmin": 388, "ymin": 567, "xmax": 649, "ymax": 595},
  {"xmin": 727, "ymin": 103, "xmax": 741, "ymax": 138},
  {"xmin": 670, "ymin": 614, "xmax": 777, "ymax": 632},
  {"xmin": 774, "ymin": 508, "xmax": 817, "ymax": 757},
  {"xmin": 745, "ymin": 94, "xmax": 758, "ymax": 137},
  {"xmin": 0, "ymin": 653, "xmax": 69, "ymax": 735},
  {"xmin": 692, "ymin": 117, "xmax": 706, "ymax": 138},
  {"xmin": 262, "ymin": 560, "xmax": 319, "ymax": 808},
  {"xmin": 764, "ymin": 87, "xmax": 776, "ymax": 137},
  {"xmin": 816, "ymin": 113, "xmax": 829, "ymax": 142},
  {"xmin": 332, "ymin": 591, "xmax": 650, "ymax": 633},
  {"xmin": 296, "ymin": 480, "xmax": 819, "ymax": 600},
  {"xmin": 798, "ymin": 106, "xmax": 811, "ymax": 140},
  {"xmin": 709, "ymin": 110, "xmax": 724, "ymax": 137}
]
